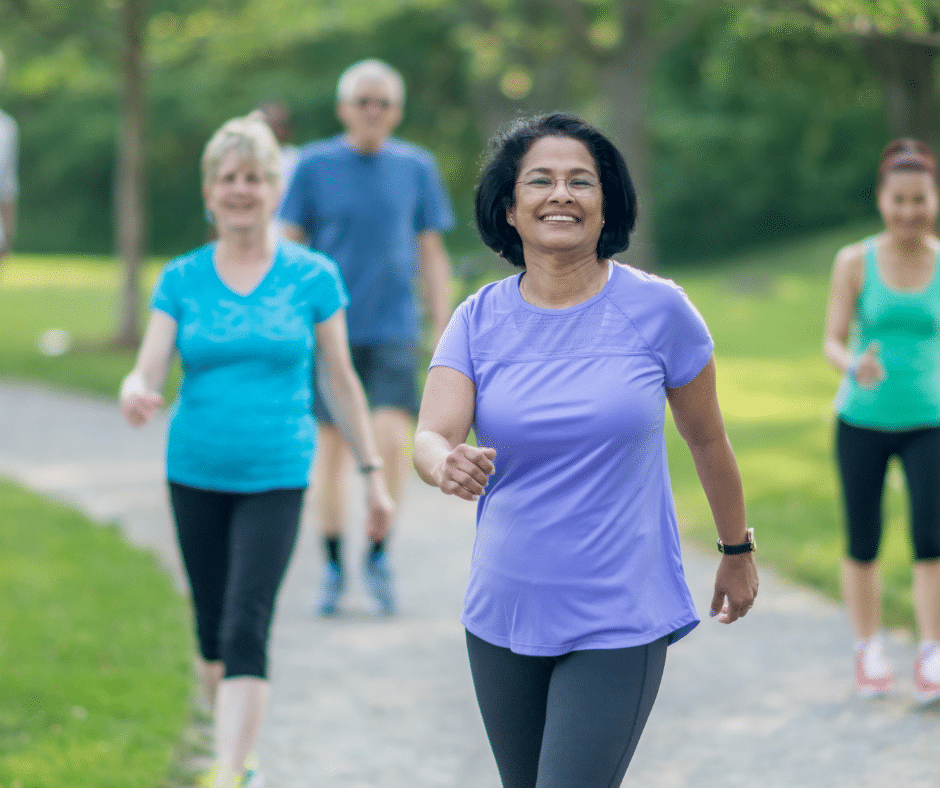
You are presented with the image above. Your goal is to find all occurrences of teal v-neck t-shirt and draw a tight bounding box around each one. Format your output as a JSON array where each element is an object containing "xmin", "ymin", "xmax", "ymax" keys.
[
  {"xmin": 150, "ymin": 240, "xmax": 348, "ymax": 492},
  {"xmin": 835, "ymin": 238, "xmax": 940, "ymax": 431}
]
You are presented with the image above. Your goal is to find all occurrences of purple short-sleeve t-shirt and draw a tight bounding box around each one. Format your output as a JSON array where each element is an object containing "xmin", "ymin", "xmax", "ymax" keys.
[{"xmin": 430, "ymin": 262, "xmax": 714, "ymax": 656}]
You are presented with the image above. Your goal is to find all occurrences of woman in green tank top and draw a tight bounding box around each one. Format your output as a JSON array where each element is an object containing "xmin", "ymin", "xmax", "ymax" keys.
[{"xmin": 824, "ymin": 139, "xmax": 940, "ymax": 704}]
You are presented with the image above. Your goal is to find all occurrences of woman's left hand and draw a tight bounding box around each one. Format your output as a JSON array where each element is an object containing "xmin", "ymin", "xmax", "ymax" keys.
[
  {"xmin": 364, "ymin": 473, "xmax": 395, "ymax": 541},
  {"xmin": 710, "ymin": 554, "xmax": 758, "ymax": 624}
]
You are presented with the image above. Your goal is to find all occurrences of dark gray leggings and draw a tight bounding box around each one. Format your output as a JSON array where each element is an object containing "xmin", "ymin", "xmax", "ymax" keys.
[{"xmin": 466, "ymin": 631, "xmax": 667, "ymax": 788}]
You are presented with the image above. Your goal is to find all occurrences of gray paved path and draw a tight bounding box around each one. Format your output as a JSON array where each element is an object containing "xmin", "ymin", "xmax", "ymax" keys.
[{"xmin": 1, "ymin": 379, "xmax": 939, "ymax": 787}]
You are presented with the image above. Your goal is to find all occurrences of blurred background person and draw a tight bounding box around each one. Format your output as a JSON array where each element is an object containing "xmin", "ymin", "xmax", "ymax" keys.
[
  {"xmin": 257, "ymin": 100, "xmax": 301, "ymax": 224},
  {"xmin": 824, "ymin": 138, "xmax": 940, "ymax": 703},
  {"xmin": 414, "ymin": 113, "xmax": 757, "ymax": 788},
  {"xmin": 0, "ymin": 49, "xmax": 18, "ymax": 267},
  {"xmin": 280, "ymin": 58, "xmax": 455, "ymax": 617},
  {"xmin": 257, "ymin": 100, "xmax": 300, "ymax": 181},
  {"xmin": 120, "ymin": 113, "xmax": 394, "ymax": 788}
]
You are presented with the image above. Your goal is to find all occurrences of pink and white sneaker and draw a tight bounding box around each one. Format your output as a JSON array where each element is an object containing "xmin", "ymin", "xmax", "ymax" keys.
[
  {"xmin": 854, "ymin": 639, "xmax": 893, "ymax": 697},
  {"xmin": 913, "ymin": 642, "xmax": 940, "ymax": 705}
]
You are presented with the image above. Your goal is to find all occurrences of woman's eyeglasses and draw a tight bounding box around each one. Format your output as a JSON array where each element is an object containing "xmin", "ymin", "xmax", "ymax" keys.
[{"xmin": 517, "ymin": 176, "xmax": 600, "ymax": 193}]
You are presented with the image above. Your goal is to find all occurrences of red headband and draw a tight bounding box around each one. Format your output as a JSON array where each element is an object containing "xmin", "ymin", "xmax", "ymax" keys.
[{"xmin": 879, "ymin": 149, "xmax": 937, "ymax": 180}]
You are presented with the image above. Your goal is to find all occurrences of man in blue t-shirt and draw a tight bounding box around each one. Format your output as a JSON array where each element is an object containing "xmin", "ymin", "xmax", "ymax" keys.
[{"xmin": 280, "ymin": 58, "xmax": 455, "ymax": 616}]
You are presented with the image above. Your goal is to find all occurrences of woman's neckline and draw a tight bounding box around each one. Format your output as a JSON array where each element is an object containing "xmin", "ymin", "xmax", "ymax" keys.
[
  {"xmin": 212, "ymin": 241, "xmax": 279, "ymax": 298},
  {"xmin": 873, "ymin": 236, "xmax": 939, "ymax": 295},
  {"xmin": 517, "ymin": 259, "xmax": 614, "ymax": 311}
]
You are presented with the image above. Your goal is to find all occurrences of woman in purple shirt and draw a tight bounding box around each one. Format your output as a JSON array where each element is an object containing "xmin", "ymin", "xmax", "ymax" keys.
[{"xmin": 413, "ymin": 114, "xmax": 758, "ymax": 788}]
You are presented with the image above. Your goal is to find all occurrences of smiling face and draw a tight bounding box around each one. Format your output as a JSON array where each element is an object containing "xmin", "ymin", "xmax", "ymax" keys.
[
  {"xmin": 203, "ymin": 151, "xmax": 280, "ymax": 235},
  {"xmin": 506, "ymin": 135, "xmax": 604, "ymax": 263},
  {"xmin": 337, "ymin": 77, "xmax": 403, "ymax": 153},
  {"xmin": 877, "ymin": 170, "xmax": 938, "ymax": 244}
]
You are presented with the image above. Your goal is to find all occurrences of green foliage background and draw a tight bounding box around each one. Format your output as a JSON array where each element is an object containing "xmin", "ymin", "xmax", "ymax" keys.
[
  {"xmin": 0, "ymin": 1, "xmax": 898, "ymax": 263},
  {"xmin": 651, "ymin": 23, "xmax": 887, "ymax": 261}
]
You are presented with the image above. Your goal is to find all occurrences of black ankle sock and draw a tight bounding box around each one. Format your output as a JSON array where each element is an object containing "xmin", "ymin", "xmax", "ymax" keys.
[
  {"xmin": 325, "ymin": 536, "xmax": 342, "ymax": 566},
  {"xmin": 369, "ymin": 539, "xmax": 385, "ymax": 559}
]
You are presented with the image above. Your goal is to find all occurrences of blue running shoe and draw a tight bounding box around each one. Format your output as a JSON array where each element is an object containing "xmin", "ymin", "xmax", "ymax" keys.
[
  {"xmin": 316, "ymin": 561, "xmax": 345, "ymax": 617},
  {"xmin": 363, "ymin": 553, "xmax": 396, "ymax": 615}
]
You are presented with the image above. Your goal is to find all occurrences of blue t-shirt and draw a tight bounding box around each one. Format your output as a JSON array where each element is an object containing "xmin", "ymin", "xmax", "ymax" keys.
[
  {"xmin": 431, "ymin": 263, "xmax": 714, "ymax": 656},
  {"xmin": 278, "ymin": 134, "xmax": 456, "ymax": 344},
  {"xmin": 150, "ymin": 240, "xmax": 349, "ymax": 492}
]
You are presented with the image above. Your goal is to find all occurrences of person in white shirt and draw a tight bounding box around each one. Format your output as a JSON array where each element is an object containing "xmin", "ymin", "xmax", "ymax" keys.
[{"xmin": 0, "ymin": 50, "xmax": 19, "ymax": 266}]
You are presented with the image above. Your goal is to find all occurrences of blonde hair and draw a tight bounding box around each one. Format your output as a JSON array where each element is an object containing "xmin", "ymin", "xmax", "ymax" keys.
[
  {"xmin": 201, "ymin": 112, "xmax": 281, "ymax": 188},
  {"xmin": 337, "ymin": 59, "xmax": 405, "ymax": 105}
]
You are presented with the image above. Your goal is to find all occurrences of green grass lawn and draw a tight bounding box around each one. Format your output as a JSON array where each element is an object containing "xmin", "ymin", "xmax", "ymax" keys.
[
  {"xmin": 0, "ymin": 480, "xmax": 194, "ymax": 788},
  {"xmin": 0, "ymin": 255, "xmax": 178, "ymax": 400},
  {"xmin": 0, "ymin": 258, "xmax": 195, "ymax": 786}
]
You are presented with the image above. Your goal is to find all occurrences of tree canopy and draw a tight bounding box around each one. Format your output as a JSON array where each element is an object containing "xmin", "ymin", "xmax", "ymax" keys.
[{"xmin": 1, "ymin": 0, "xmax": 935, "ymax": 268}]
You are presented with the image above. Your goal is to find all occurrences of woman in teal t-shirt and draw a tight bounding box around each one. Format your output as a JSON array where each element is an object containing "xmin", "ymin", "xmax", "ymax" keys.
[
  {"xmin": 824, "ymin": 139, "xmax": 940, "ymax": 704},
  {"xmin": 120, "ymin": 114, "xmax": 393, "ymax": 788}
]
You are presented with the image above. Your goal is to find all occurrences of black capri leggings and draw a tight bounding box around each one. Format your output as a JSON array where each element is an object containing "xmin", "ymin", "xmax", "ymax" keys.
[
  {"xmin": 169, "ymin": 482, "xmax": 305, "ymax": 679},
  {"xmin": 466, "ymin": 631, "xmax": 667, "ymax": 788},
  {"xmin": 836, "ymin": 419, "xmax": 940, "ymax": 562}
]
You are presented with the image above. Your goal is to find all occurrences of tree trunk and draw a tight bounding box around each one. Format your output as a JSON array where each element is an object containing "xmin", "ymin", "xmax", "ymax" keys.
[
  {"xmin": 864, "ymin": 36, "xmax": 938, "ymax": 149},
  {"xmin": 601, "ymin": 0, "xmax": 658, "ymax": 271},
  {"xmin": 113, "ymin": 0, "xmax": 147, "ymax": 349}
]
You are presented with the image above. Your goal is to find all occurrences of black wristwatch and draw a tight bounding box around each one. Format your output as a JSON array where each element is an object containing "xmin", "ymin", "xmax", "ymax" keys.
[{"xmin": 717, "ymin": 527, "xmax": 756, "ymax": 555}]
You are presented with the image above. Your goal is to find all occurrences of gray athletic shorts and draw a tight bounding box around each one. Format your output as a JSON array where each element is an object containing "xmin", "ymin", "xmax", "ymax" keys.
[{"xmin": 314, "ymin": 342, "xmax": 420, "ymax": 425}]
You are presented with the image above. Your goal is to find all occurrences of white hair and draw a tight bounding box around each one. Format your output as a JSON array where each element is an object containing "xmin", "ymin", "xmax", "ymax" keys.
[
  {"xmin": 336, "ymin": 59, "xmax": 405, "ymax": 105},
  {"xmin": 201, "ymin": 112, "xmax": 281, "ymax": 188}
]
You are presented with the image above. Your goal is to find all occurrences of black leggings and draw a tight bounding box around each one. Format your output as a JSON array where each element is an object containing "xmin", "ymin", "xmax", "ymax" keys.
[
  {"xmin": 169, "ymin": 482, "xmax": 305, "ymax": 679},
  {"xmin": 836, "ymin": 419, "xmax": 940, "ymax": 562},
  {"xmin": 466, "ymin": 631, "xmax": 667, "ymax": 788}
]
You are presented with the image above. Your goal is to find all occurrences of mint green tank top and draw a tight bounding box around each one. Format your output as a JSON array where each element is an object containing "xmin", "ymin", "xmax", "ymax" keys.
[{"xmin": 835, "ymin": 238, "xmax": 940, "ymax": 430}]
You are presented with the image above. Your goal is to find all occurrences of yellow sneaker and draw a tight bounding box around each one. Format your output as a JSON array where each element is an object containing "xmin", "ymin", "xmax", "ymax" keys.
[
  {"xmin": 198, "ymin": 762, "xmax": 241, "ymax": 788},
  {"xmin": 242, "ymin": 752, "xmax": 265, "ymax": 787}
]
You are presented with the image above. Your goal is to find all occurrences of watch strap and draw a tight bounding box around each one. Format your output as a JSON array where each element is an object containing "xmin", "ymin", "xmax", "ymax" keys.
[{"xmin": 717, "ymin": 527, "xmax": 755, "ymax": 555}]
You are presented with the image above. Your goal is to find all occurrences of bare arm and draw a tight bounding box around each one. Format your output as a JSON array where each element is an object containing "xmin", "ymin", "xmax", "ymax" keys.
[
  {"xmin": 0, "ymin": 119, "xmax": 17, "ymax": 262},
  {"xmin": 823, "ymin": 242, "xmax": 884, "ymax": 386},
  {"xmin": 119, "ymin": 310, "xmax": 178, "ymax": 427},
  {"xmin": 666, "ymin": 356, "xmax": 757, "ymax": 624},
  {"xmin": 315, "ymin": 310, "xmax": 383, "ymax": 467},
  {"xmin": 413, "ymin": 365, "xmax": 495, "ymax": 501},
  {"xmin": 418, "ymin": 231, "xmax": 453, "ymax": 349},
  {"xmin": 315, "ymin": 310, "xmax": 394, "ymax": 539}
]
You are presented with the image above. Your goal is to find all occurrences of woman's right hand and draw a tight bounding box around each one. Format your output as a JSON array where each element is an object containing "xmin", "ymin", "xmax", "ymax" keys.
[
  {"xmin": 852, "ymin": 341, "xmax": 886, "ymax": 388},
  {"xmin": 433, "ymin": 445, "xmax": 496, "ymax": 502},
  {"xmin": 120, "ymin": 372, "xmax": 164, "ymax": 427}
]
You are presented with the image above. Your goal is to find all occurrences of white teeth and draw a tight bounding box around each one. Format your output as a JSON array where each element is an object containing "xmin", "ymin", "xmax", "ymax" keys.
[{"xmin": 542, "ymin": 215, "xmax": 577, "ymax": 222}]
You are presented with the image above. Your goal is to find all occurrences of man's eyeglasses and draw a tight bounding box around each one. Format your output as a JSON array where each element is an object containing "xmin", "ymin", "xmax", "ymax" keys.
[
  {"xmin": 353, "ymin": 96, "xmax": 394, "ymax": 110},
  {"xmin": 517, "ymin": 176, "xmax": 600, "ymax": 193}
]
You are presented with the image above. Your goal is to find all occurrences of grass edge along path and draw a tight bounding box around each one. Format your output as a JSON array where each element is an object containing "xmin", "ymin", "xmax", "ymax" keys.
[{"xmin": 0, "ymin": 478, "xmax": 197, "ymax": 788}]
